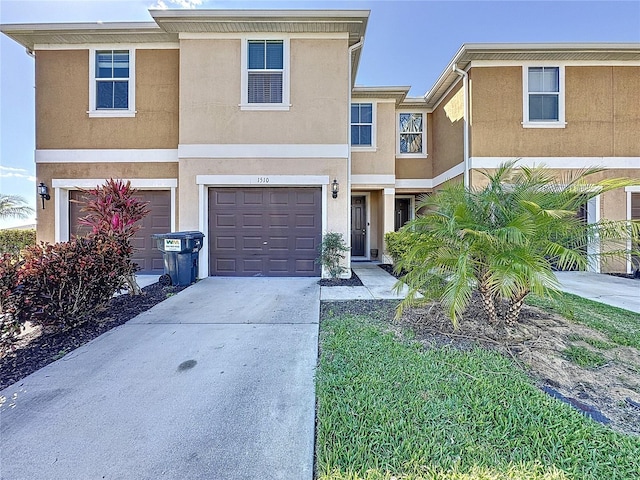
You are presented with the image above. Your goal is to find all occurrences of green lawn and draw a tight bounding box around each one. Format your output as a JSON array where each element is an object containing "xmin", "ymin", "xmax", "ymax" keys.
[
  {"xmin": 525, "ymin": 292, "xmax": 640, "ymax": 349},
  {"xmin": 315, "ymin": 311, "xmax": 640, "ymax": 480}
]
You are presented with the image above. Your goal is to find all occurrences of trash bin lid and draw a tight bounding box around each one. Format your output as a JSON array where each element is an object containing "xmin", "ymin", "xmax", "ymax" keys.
[{"xmin": 151, "ymin": 231, "xmax": 204, "ymax": 239}]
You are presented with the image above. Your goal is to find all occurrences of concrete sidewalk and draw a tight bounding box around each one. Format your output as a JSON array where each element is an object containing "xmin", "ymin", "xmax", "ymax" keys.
[
  {"xmin": 555, "ymin": 271, "xmax": 640, "ymax": 314},
  {"xmin": 0, "ymin": 277, "xmax": 319, "ymax": 480},
  {"xmin": 320, "ymin": 262, "xmax": 409, "ymax": 300}
]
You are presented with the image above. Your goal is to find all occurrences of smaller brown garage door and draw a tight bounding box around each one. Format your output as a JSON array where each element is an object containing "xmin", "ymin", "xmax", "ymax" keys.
[
  {"xmin": 209, "ymin": 187, "xmax": 321, "ymax": 277},
  {"xmin": 69, "ymin": 190, "xmax": 171, "ymax": 274}
]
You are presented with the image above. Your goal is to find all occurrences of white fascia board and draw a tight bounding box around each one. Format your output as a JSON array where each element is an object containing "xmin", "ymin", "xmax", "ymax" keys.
[
  {"xmin": 471, "ymin": 157, "xmax": 640, "ymax": 169},
  {"xmin": 179, "ymin": 144, "xmax": 348, "ymax": 159},
  {"xmin": 34, "ymin": 42, "xmax": 179, "ymax": 50},
  {"xmin": 351, "ymin": 174, "xmax": 395, "ymax": 185},
  {"xmin": 195, "ymin": 175, "xmax": 329, "ymax": 186},
  {"xmin": 36, "ymin": 149, "xmax": 179, "ymax": 163},
  {"xmin": 471, "ymin": 59, "xmax": 640, "ymax": 67},
  {"xmin": 179, "ymin": 32, "xmax": 347, "ymax": 40}
]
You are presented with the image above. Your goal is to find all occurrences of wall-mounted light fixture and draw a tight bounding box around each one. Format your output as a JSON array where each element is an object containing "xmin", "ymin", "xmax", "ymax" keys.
[
  {"xmin": 331, "ymin": 179, "xmax": 339, "ymax": 199},
  {"xmin": 38, "ymin": 182, "xmax": 50, "ymax": 209}
]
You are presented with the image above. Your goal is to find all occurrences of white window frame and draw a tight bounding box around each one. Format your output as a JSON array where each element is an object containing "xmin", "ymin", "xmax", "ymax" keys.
[
  {"xmin": 397, "ymin": 110, "xmax": 427, "ymax": 157},
  {"xmin": 522, "ymin": 64, "xmax": 566, "ymax": 128},
  {"xmin": 240, "ymin": 36, "xmax": 290, "ymax": 111},
  {"xmin": 350, "ymin": 102, "xmax": 376, "ymax": 151},
  {"xmin": 88, "ymin": 47, "xmax": 136, "ymax": 118}
]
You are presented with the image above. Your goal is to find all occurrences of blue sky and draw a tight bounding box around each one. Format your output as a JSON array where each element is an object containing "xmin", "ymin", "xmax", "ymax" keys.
[{"xmin": 1, "ymin": 0, "xmax": 639, "ymax": 228}]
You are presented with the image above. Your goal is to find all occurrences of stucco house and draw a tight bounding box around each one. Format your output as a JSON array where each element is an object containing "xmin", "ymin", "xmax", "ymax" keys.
[{"xmin": 2, "ymin": 9, "xmax": 639, "ymax": 277}]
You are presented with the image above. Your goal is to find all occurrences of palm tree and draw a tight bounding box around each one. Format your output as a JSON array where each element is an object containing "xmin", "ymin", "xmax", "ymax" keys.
[
  {"xmin": 395, "ymin": 161, "xmax": 640, "ymax": 327},
  {"xmin": 0, "ymin": 194, "xmax": 34, "ymax": 220}
]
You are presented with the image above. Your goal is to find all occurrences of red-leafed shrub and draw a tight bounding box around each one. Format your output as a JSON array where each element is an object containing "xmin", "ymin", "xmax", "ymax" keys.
[
  {"xmin": 75, "ymin": 179, "xmax": 149, "ymax": 294},
  {"xmin": 0, "ymin": 180, "xmax": 150, "ymax": 346},
  {"xmin": 0, "ymin": 253, "xmax": 24, "ymax": 352},
  {"xmin": 15, "ymin": 235, "xmax": 132, "ymax": 332}
]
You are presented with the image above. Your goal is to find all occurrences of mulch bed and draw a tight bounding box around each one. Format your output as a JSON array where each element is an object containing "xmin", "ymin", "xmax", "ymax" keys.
[
  {"xmin": 318, "ymin": 270, "xmax": 363, "ymax": 287},
  {"xmin": 0, "ymin": 282, "xmax": 187, "ymax": 390}
]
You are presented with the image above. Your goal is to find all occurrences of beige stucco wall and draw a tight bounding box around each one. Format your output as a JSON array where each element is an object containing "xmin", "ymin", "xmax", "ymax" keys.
[
  {"xmin": 431, "ymin": 86, "xmax": 464, "ymax": 177},
  {"xmin": 35, "ymin": 162, "xmax": 178, "ymax": 243},
  {"xmin": 469, "ymin": 66, "xmax": 640, "ymax": 157},
  {"xmin": 179, "ymin": 38, "xmax": 348, "ymax": 145},
  {"xmin": 351, "ymin": 100, "xmax": 396, "ymax": 175},
  {"xmin": 36, "ymin": 49, "xmax": 180, "ymax": 149}
]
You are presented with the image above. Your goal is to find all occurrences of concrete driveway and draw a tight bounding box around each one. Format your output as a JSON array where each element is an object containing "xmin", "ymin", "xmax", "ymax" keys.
[{"xmin": 0, "ymin": 277, "xmax": 319, "ymax": 480}]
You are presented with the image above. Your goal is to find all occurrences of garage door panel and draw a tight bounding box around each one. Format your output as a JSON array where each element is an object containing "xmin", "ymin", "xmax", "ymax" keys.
[
  {"xmin": 209, "ymin": 187, "xmax": 321, "ymax": 276},
  {"xmin": 70, "ymin": 189, "xmax": 170, "ymax": 274},
  {"xmin": 216, "ymin": 237, "xmax": 236, "ymax": 249}
]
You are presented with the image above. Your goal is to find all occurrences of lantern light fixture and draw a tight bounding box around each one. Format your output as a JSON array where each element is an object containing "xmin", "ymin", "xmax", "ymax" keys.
[
  {"xmin": 331, "ymin": 179, "xmax": 339, "ymax": 199},
  {"xmin": 38, "ymin": 182, "xmax": 50, "ymax": 209}
]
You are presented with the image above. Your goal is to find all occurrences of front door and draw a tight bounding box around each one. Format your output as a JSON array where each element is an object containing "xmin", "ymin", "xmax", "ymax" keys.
[
  {"xmin": 351, "ymin": 196, "xmax": 366, "ymax": 257},
  {"xmin": 395, "ymin": 198, "xmax": 411, "ymax": 231}
]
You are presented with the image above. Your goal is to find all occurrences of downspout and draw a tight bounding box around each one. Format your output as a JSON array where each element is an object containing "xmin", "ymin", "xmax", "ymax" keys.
[
  {"xmin": 347, "ymin": 37, "xmax": 364, "ymax": 263},
  {"xmin": 452, "ymin": 64, "xmax": 469, "ymax": 188}
]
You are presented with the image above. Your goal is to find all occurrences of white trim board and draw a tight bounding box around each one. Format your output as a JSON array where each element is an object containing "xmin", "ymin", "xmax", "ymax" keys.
[
  {"xmin": 195, "ymin": 174, "xmax": 329, "ymax": 186},
  {"xmin": 471, "ymin": 157, "xmax": 640, "ymax": 169},
  {"xmin": 37, "ymin": 149, "xmax": 178, "ymax": 163},
  {"xmin": 180, "ymin": 144, "xmax": 348, "ymax": 159},
  {"xmin": 351, "ymin": 174, "xmax": 395, "ymax": 185},
  {"xmin": 52, "ymin": 178, "xmax": 177, "ymax": 189}
]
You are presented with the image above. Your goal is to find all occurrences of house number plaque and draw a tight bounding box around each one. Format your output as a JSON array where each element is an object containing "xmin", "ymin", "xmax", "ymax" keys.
[{"xmin": 257, "ymin": 177, "xmax": 270, "ymax": 184}]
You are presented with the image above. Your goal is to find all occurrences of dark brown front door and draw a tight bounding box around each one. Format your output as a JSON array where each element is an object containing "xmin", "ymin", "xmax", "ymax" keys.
[
  {"xmin": 395, "ymin": 198, "xmax": 410, "ymax": 231},
  {"xmin": 209, "ymin": 187, "xmax": 321, "ymax": 277},
  {"xmin": 69, "ymin": 189, "xmax": 170, "ymax": 274},
  {"xmin": 351, "ymin": 196, "xmax": 366, "ymax": 257}
]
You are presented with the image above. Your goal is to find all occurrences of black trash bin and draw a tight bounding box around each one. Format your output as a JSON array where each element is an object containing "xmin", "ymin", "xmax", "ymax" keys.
[{"xmin": 152, "ymin": 231, "xmax": 205, "ymax": 286}]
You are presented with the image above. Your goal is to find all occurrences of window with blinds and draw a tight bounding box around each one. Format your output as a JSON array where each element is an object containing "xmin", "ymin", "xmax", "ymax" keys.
[{"xmin": 247, "ymin": 40, "xmax": 283, "ymax": 104}]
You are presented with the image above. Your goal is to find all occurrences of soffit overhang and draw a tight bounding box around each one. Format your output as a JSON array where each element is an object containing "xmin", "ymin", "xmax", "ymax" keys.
[
  {"xmin": 425, "ymin": 43, "xmax": 640, "ymax": 109},
  {"xmin": 0, "ymin": 22, "xmax": 177, "ymax": 50},
  {"xmin": 149, "ymin": 9, "xmax": 369, "ymax": 46},
  {"xmin": 351, "ymin": 86, "xmax": 410, "ymax": 105}
]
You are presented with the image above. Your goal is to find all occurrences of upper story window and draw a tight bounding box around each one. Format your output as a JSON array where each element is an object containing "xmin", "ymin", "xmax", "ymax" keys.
[
  {"xmin": 351, "ymin": 103, "xmax": 373, "ymax": 147},
  {"xmin": 248, "ymin": 40, "xmax": 283, "ymax": 103},
  {"xmin": 241, "ymin": 39, "xmax": 290, "ymax": 110},
  {"xmin": 398, "ymin": 112, "xmax": 424, "ymax": 155},
  {"xmin": 88, "ymin": 48, "xmax": 136, "ymax": 118},
  {"xmin": 523, "ymin": 65, "xmax": 566, "ymax": 128}
]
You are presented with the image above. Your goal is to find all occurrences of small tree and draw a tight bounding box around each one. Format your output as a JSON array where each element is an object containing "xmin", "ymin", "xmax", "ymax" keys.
[
  {"xmin": 0, "ymin": 194, "xmax": 34, "ymax": 220},
  {"xmin": 396, "ymin": 161, "xmax": 640, "ymax": 327},
  {"xmin": 317, "ymin": 232, "xmax": 349, "ymax": 279},
  {"xmin": 76, "ymin": 179, "xmax": 150, "ymax": 295}
]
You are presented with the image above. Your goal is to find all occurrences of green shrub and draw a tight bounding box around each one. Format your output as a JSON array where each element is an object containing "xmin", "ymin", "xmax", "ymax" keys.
[
  {"xmin": 0, "ymin": 229, "xmax": 36, "ymax": 255},
  {"xmin": 317, "ymin": 232, "xmax": 349, "ymax": 279},
  {"xmin": 14, "ymin": 235, "xmax": 133, "ymax": 332},
  {"xmin": 0, "ymin": 253, "xmax": 25, "ymax": 352},
  {"xmin": 384, "ymin": 230, "xmax": 426, "ymax": 265}
]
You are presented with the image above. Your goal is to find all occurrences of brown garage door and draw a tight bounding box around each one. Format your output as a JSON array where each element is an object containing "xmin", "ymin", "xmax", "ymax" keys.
[
  {"xmin": 209, "ymin": 187, "xmax": 321, "ymax": 277},
  {"xmin": 69, "ymin": 190, "xmax": 170, "ymax": 274}
]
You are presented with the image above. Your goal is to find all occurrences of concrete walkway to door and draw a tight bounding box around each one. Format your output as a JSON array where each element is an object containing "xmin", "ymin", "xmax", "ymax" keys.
[{"xmin": 0, "ymin": 277, "xmax": 319, "ymax": 480}]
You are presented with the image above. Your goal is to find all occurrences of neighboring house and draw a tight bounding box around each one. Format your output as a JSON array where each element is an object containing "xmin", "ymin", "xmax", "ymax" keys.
[{"xmin": 2, "ymin": 10, "xmax": 639, "ymax": 277}]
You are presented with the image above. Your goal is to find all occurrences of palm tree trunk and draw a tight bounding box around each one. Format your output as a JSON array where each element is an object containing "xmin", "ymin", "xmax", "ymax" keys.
[
  {"xmin": 477, "ymin": 278, "xmax": 498, "ymax": 323},
  {"xmin": 505, "ymin": 289, "xmax": 530, "ymax": 324}
]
